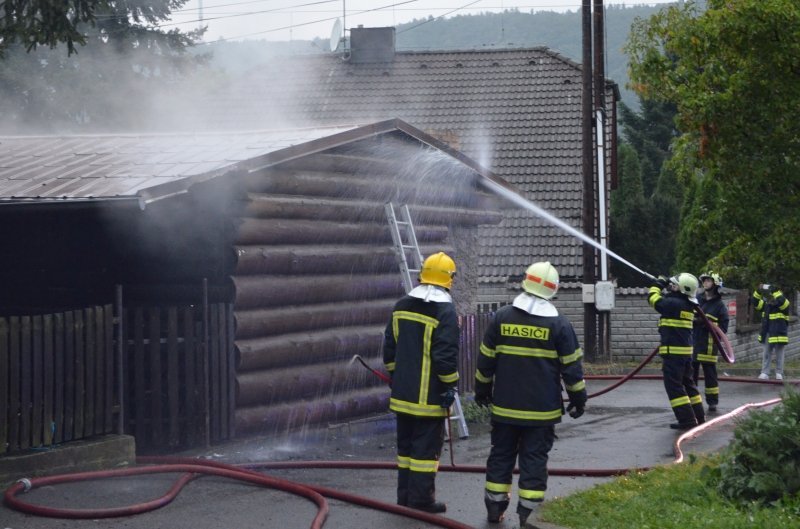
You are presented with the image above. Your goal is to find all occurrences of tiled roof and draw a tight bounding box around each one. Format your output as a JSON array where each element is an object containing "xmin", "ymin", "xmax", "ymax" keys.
[{"xmin": 201, "ymin": 46, "xmax": 615, "ymax": 280}]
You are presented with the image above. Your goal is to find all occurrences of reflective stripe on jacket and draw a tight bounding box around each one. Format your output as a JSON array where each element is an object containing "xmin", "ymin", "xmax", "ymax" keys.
[
  {"xmin": 693, "ymin": 294, "xmax": 729, "ymax": 363},
  {"xmin": 648, "ymin": 286, "xmax": 695, "ymax": 356},
  {"xmin": 474, "ymin": 304, "xmax": 585, "ymax": 426},
  {"xmin": 754, "ymin": 290, "xmax": 791, "ymax": 343},
  {"xmin": 383, "ymin": 294, "xmax": 460, "ymax": 418}
]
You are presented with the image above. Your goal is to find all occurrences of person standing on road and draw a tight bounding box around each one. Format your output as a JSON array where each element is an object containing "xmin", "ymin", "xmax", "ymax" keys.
[
  {"xmin": 474, "ymin": 261, "xmax": 587, "ymax": 529},
  {"xmin": 754, "ymin": 284, "xmax": 790, "ymax": 380},
  {"xmin": 382, "ymin": 251, "xmax": 460, "ymax": 514},
  {"xmin": 649, "ymin": 273, "xmax": 705, "ymax": 430},
  {"xmin": 692, "ymin": 272, "xmax": 729, "ymax": 413}
]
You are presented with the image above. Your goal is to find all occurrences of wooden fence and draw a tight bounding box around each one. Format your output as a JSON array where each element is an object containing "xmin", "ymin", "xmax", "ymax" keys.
[
  {"xmin": 123, "ymin": 303, "xmax": 235, "ymax": 453},
  {"xmin": 0, "ymin": 306, "xmax": 115, "ymax": 455},
  {"xmin": 457, "ymin": 312, "xmax": 493, "ymax": 394},
  {"xmin": 0, "ymin": 301, "xmax": 235, "ymax": 456}
]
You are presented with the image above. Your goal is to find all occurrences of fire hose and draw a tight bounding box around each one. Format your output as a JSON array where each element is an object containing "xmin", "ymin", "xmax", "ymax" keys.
[{"xmin": 5, "ymin": 358, "xmax": 793, "ymax": 528}]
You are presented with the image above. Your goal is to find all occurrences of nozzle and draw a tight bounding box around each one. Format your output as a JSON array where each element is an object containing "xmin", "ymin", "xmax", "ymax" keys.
[{"xmin": 348, "ymin": 354, "xmax": 362, "ymax": 367}]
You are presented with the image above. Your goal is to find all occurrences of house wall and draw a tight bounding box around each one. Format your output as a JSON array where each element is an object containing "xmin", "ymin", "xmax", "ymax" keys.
[{"xmin": 477, "ymin": 284, "xmax": 800, "ymax": 366}]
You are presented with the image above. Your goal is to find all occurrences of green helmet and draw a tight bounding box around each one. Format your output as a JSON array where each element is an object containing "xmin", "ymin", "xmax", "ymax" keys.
[{"xmin": 670, "ymin": 273, "xmax": 699, "ymax": 299}]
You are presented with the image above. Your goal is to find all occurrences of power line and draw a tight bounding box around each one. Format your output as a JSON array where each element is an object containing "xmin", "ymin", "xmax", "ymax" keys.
[
  {"xmin": 397, "ymin": 0, "xmax": 483, "ymax": 34},
  {"xmin": 195, "ymin": 0, "xmax": 418, "ymax": 43},
  {"xmin": 154, "ymin": 0, "xmax": 340, "ymax": 28}
]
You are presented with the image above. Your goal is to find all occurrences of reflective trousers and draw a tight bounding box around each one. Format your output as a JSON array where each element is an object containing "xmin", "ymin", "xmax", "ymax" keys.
[
  {"xmin": 692, "ymin": 359, "xmax": 719, "ymax": 406},
  {"xmin": 395, "ymin": 413, "xmax": 444, "ymax": 507},
  {"xmin": 662, "ymin": 355, "xmax": 704, "ymax": 424},
  {"xmin": 485, "ymin": 422, "xmax": 556, "ymax": 511}
]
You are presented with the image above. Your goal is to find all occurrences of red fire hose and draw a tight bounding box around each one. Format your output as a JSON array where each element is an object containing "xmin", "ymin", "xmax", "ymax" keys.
[{"xmin": 4, "ymin": 344, "xmax": 792, "ymax": 527}]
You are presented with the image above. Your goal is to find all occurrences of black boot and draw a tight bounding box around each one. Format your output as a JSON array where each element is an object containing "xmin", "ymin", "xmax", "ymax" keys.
[
  {"xmin": 518, "ymin": 505, "xmax": 541, "ymax": 529},
  {"xmin": 485, "ymin": 499, "xmax": 507, "ymax": 523},
  {"xmin": 669, "ymin": 421, "xmax": 697, "ymax": 430},
  {"xmin": 409, "ymin": 501, "xmax": 446, "ymax": 513}
]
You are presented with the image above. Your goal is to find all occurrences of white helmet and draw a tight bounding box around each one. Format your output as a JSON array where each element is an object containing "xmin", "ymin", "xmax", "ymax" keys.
[
  {"xmin": 522, "ymin": 261, "xmax": 559, "ymax": 300},
  {"xmin": 670, "ymin": 273, "xmax": 699, "ymax": 300}
]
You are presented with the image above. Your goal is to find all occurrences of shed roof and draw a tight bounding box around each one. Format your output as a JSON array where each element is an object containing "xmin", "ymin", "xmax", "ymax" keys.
[
  {"xmin": 0, "ymin": 124, "xmax": 359, "ymax": 206},
  {"xmin": 0, "ymin": 119, "xmax": 513, "ymax": 206}
]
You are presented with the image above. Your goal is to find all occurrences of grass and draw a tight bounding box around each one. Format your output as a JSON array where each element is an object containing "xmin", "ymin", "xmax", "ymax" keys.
[{"xmin": 540, "ymin": 455, "xmax": 800, "ymax": 529}]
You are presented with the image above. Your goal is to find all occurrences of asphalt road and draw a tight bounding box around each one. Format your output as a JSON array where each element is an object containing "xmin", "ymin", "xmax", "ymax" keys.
[{"xmin": 1, "ymin": 376, "xmax": 789, "ymax": 529}]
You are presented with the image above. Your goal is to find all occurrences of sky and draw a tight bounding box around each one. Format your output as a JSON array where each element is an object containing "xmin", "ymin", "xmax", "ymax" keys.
[{"xmin": 167, "ymin": 0, "xmax": 679, "ymax": 44}]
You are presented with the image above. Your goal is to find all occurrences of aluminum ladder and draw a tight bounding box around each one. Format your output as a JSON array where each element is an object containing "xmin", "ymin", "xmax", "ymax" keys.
[{"xmin": 384, "ymin": 203, "xmax": 469, "ymax": 440}]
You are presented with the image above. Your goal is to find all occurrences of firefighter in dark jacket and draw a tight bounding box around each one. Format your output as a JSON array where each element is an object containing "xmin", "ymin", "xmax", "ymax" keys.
[
  {"xmin": 474, "ymin": 261, "xmax": 586, "ymax": 529},
  {"xmin": 754, "ymin": 284, "xmax": 790, "ymax": 380},
  {"xmin": 382, "ymin": 251, "xmax": 460, "ymax": 514},
  {"xmin": 649, "ymin": 273, "xmax": 705, "ymax": 430},
  {"xmin": 692, "ymin": 272, "xmax": 729, "ymax": 413}
]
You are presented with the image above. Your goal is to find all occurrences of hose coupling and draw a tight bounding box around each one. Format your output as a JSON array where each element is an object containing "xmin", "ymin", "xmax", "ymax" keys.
[{"xmin": 16, "ymin": 478, "xmax": 32, "ymax": 492}]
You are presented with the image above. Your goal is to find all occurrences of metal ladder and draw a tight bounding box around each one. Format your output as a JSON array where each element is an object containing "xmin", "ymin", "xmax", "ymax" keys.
[{"xmin": 384, "ymin": 203, "xmax": 469, "ymax": 440}]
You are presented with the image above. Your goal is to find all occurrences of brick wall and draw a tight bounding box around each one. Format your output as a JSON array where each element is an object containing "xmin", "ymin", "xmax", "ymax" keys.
[{"xmin": 477, "ymin": 283, "xmax": 800, "ymax": 365}]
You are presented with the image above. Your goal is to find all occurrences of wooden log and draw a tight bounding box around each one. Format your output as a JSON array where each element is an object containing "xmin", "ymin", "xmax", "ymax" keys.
[
  {"xmin": 234, "ymin": 217, "xmax": 447, "ymax": 246},
  {"xmin": 235, "ymin": 357, "xmax": 386, "ymax": 407},
  {"xmin": 234, "ymin": 298, "xmax": 393, "ymax": 340},
  {"xmin": 234, "ymin": 386, "xmax": 389, "ymax": 437},
  {"xmin": 242, "ymin": 194, "xmax": 504, "ymax": 226},
  {"xmin": 242, "ymin": 195, "xmax": 386, "ymax": 222},
  {"xmin": 235, "ymin": 324, "xmax": 384, "ymax": 372},
  {"xmin": 244, "ymin": 170, "xmax": 486, "ymax": 210},
  {"xmin": 233, "ymin": 244, "xmax": 453, "ymax": 275},
  {"xmin": 232, "ymin": 274, "xmax": 404, "ymax": 310}
]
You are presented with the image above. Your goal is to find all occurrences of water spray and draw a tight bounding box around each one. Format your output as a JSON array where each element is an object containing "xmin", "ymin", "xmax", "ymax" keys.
[
  {"xmin": 479, "ymin": 177, "xmax": 735, "ymax": 362},
  {"xmin": 480, "ymin": 178, "xmax": 653, "ymax": 280}
]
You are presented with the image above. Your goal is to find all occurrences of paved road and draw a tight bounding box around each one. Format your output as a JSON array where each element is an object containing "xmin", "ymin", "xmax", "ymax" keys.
[{"xmin": 1, "ymin": 376, "xmax": 789, "ymax": 529}]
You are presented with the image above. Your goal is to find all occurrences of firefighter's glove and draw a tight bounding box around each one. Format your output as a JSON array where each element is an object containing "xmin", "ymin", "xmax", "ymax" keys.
[
  {"xmin": 566, "ymin": 402, "xmax": 584, "ymax": 419},
  {"xmin": 474, "ymin": 393, "xmax": 492, "ymax": 408},
  {"xmin": 757, "ymin": 334, "xmax": 764, "ymax": 344},
  {"xmin": 440, "ymin": 387, "xmax": 456, "ymax": 409},
  {"xmin": 652, "ymin": 275, "xmax": 669, "ymax": 289}
]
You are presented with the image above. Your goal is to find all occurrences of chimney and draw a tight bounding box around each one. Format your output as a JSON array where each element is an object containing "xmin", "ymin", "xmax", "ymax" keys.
[{"xmin": 349, "ymin": 26, "xmax": 395, "ymax": 63}]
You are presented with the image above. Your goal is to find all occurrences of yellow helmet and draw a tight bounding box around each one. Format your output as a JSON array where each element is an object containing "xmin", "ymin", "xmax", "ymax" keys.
[
  {"xmin": 419, "ymin": 252, "xmax": 457, "ymax": 289},
  {"xmin": 522, "ymin": 261, "xmax": 559, "ymax": 299}
]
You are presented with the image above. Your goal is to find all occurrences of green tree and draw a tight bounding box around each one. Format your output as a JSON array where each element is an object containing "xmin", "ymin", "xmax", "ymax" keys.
[
  {"xmin": 625, "ymin": 0, "xmax": 800, "ymax": 288},
  {"xmin": 610, "ymin": 144, "xmax": 652, "ymax": 286},
  {"xmin": 0, "ymin": 0, "xmax": 209, "ymax": 132},
  {"xmin": 0, "ymin": 0, "xmax": 194, "ymax": 55},
  {"xmin": 611, "ymin": 97, "xmax": 680, "ymax": 284},
  {"xmin": 618, "ymin": 99, "xmax": 676, "ymax": 197}
]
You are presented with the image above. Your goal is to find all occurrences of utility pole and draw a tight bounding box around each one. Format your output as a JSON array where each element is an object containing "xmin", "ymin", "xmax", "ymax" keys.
[
  {"xmin": 593, "ymin": 0, "xmax": 610, "ymax": 360},
  {"xmin": 581, "ymin": 0, "xmax": 598, "ymax": 362}
]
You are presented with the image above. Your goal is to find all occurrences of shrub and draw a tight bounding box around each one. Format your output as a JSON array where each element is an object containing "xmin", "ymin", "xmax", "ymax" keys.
[{"xmin": 711, "ymin": 387, "xmax": 800, "ymax": 505}]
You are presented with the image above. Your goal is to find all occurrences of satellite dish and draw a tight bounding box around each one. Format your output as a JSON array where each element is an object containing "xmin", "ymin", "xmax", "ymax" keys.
[{"xmin": 329, "ymin": 18, "xmax": 342, "ymax": 52}]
